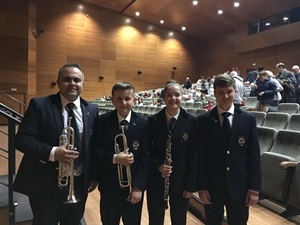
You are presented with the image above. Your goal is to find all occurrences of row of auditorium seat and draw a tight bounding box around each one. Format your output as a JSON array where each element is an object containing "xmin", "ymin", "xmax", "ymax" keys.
[
  {"xmin": 98, "ymin": 104, "xmax": 209, "ymax": 117},
  {"xmin": 258, "ymin": 128, "xmax": 300, "ymax": 217},
  {"xmin": 251, "ymin": 111, "xmax": 300, "ymax": 131}
]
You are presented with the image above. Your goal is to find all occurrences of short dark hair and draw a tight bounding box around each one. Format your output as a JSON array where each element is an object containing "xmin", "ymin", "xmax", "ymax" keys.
[
  {"xmin": 213, "ymin": 74, "xmax": 236, "ymax": 90},
  {"xmin": 111, "ymin": 82, "xmax": 135, "ymax": 96},
  {"xmin": 58, "ymin": 63, "xmax": 82, "ymax": 78}
]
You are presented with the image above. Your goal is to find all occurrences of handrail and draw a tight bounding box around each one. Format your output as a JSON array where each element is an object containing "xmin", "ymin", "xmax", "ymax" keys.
[{"xmin": 0, "ymin": 90, "xmax": 26, "ymax": 107}]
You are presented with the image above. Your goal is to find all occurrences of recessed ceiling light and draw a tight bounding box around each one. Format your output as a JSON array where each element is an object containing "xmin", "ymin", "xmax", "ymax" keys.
[
  {"xmin": 78, "ymin": 5, "xmax": 84, "ymax": 10},
  {"xmin": 168, "ymin": 32, "xmax": 174, "ymax": 36},
  {"xmin": 160, "ymin": 20, "xmax": 164, "ymax": 24},
  {"xmin": 218, "ymin": 10, "xmax": 223, "ymax": 15},
  {"xmin": 192, "ymin": 1, "xmax": 198, "ymax": 5},
  {"xmin": 234, "ymin": 2, "xmax": 240, "ymax": 7},
  {"xmin": 182, "ymin": 26, "xmax": 186, "ymax": 31},
  {"xmin": 135, "ymin": 12, "xmax": 140, "ymax": 16},
  {"xmin": 283, "ymin": 17, "xmax": 289, "ymax": 21},
  {"xmin": 265, "ymin": 22, "xmax": 270, "ymax": 26},
  {"xmin": 125, "ymin": 18, "xmax": 131, "ymax": 23}
]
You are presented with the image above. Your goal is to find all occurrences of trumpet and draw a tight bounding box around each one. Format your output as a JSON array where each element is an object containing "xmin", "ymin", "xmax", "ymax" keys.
[
  {"xmin": 58, "ymin": 117, "xmax": 80, "ymax": 204},
  {"xmin": 114, "ymin": 125, "xmax": 132, "ymax": 193}
]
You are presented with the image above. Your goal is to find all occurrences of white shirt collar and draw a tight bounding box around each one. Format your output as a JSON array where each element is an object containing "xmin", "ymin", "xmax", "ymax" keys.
[
  {"xmin": 60, "ymin": 94, "xmax": 81, "ymax": 109},
  {"xmin": 165, "ymin": 109, "xmax": 180, "ymax": 122},
  {"xmin": 217, "ymin": 104, "xmax": 235, "ymax": 116},
  {"xmin": 117, "ymin": 110, "xmax": 132, "ymax": 124}
]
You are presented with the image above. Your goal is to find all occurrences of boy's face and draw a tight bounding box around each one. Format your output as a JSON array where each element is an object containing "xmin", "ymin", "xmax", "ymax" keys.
[
  {"xmin": 163, "ymin": 85, "xmax": 182, "ymax": 110},
  {"xmin": 112, "ymin": 89, "xmax": 135, "ymax": 118},
  {"xmin": 214, "ymin": 85, "xmax": 236, "ymax": 110}
]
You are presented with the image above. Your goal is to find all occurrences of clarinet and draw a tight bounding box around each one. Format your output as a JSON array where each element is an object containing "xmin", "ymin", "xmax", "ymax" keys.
[{"xmin": 163, "ymin": 132, "xmax": 173, "ymax": 209}]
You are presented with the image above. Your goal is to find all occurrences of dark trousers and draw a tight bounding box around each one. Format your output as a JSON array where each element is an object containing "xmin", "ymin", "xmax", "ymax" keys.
[
  {"xmin": 100, "ymin": 187, "xmax": 143, "ymax": 225},
  {"xmin": 204, "ymin": 188, "xmax": 249, "ymax": 225},
  {"xmin": 29, "ymin": 175, "xmax": 87, "ymax": 225},
  {"xmin": 147, "ymin": 190, "xmax": 190, "ymax": 225}
]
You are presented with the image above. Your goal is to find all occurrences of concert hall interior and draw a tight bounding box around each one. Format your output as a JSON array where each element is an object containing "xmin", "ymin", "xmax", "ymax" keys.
[{"xmin": 1, "ymin": 0, "xmax": 300, "ymax": 224}]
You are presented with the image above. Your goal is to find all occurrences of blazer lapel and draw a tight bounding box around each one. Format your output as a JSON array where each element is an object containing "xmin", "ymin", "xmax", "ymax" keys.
[{"xmin": 51, "ymin": 94, "xmax": 64, "ymax": 135}]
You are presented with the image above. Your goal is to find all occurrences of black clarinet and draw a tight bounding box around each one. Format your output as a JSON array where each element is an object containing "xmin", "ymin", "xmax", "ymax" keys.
[{"xmin": 163, "ymin": 133, "xmax": 172, "ymax": 209}]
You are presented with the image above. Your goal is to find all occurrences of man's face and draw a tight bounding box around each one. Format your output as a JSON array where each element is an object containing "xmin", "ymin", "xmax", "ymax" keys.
[
  {"xmin": 277, "ymin": 66, "xmax": 284, "ymax": 73},
  {"xmin": 57, "ymin": 67, "xmax": 84, "ymax": 101},
  {"xmin": 163, "ymin": 85, "xmax": 182, "ymax": 110},
  {"xmin": 112, "ymin": 89, "xmax": 135, "ymax": 118},
  {"xmin": 214, "ymin": 85, "xmax": 236, "ymax": 110}
]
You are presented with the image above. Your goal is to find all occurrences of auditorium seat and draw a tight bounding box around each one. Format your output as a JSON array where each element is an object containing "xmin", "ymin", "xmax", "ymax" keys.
[
  {"xmin": 286, "ymin": 114, "xmax": 300, "ymax": 131},
  {"xmin": 277, "ymin": 103, "xmax": 299, "ymax": 115},
  {"xmin": 261, "ymin": 130, "xmax": 300, "ymax": 202},
  {"xmin": 243, "ymin": 97, "xmax": 259, "ymax": 109},
  {"xmin": 192, "ymin": 102, "xmax": 202, "ymax": 109},
  {"xmin": 286, "ymin": 162, "xmax": 300, "ymax": 210},
  {"xmin": 257, "ymin": 126, "xmax": 277, "ymax": 154},
  {"xmin": 195, "ymin": 109, "xmax": 208, "ymax": 116},
  {"xmin": 262, "ymin": 112, "xmax": 290, "ymax": 130},
  {"xmin": 251, "ymin": 111, "xmax": 267, "ymax": 126}
]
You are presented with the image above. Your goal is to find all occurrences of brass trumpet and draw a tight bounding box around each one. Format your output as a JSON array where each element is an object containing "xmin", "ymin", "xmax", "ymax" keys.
[
  {"xmin": 58, "ymin": 117, "xmax": 80, "ymax": 204},
  {"xmin": 114, "ymin": 125, "xmax": 132, "ymax": 193}
]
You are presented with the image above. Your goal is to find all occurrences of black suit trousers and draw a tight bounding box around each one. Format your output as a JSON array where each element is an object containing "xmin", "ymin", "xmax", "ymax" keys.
[
  {"xmin": 147, "ymin": 189, "xmax": 189, "ymax": 225},
  {"xmin": 29, "ymin": 175, "xmax": 87, "ymax": 225},
  {"xmin": 204, "ymin": 184, "xmax": 249, "ymax": 225},
  {"xmin": 100, "ymin": 187, "xmax": 143, "ymax": 225}
]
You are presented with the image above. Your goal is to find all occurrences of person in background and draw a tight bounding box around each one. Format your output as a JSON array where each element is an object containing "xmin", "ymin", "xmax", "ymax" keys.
[
  {"xmin": 13, "ymin": 63, "xmax": 99, "ymax": 225},
  {"xmin": 276, "ymin": 62, "xmax": 297, "ymax": 103},
  {"xmin": 292, "ymin": 65, "xmax": 300, "ymax": 104},
  {"xmin": 183, "ymin": 77, "xmax": 192, "ymax": 90},
  {"xmin": 229, "ymin": 71, "xmax": 244, "ymax": 108},
  {"xmin": 147, "ymin": 81, "xmax": 198, "ymax": 225},
  {"xmin": 90, "ymin": 82, "xmax": 151, "ymax": 225},
  {"xmin": 253, "ymin": 70, "xmax": 277, "ymax": 112},
  {"xmin": 265, "ymin": 70, "xmax": 283, "ymax": 108},
  {"xmin": 197, "ymin": 74, "xmax": 261, "ymax": 225}
]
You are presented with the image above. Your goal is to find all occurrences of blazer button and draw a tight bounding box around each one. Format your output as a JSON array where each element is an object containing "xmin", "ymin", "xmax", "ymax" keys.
[
  {"xmin": 227, "ymin": 151, "xmax": 230, "ymax": 154},
  {"xmin": 227, "ymin": 167, "xmax": 230, "ymax": 171}
]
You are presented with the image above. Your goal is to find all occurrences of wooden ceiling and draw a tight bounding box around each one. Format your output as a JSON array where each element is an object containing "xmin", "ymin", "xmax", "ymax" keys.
[{"xmin": 81, "ymin": 0, "xmax": 300, "ymax": 41}]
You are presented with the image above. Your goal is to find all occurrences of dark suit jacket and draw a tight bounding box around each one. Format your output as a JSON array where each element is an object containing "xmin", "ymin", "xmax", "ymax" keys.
[
  {"xmin": 147, "ymin": 108, "xmax": 198, "ymax": 195},
  {"xmin": 197, "ymin": 106, "xmax": 261, "ymax": 202},
  {"xmin": 90, "ymin": 110, "xmax": 151, "ymax": 192},
  {"xmin": 13, "ymin": 93, "xmax": 98, "ymax": 196}
]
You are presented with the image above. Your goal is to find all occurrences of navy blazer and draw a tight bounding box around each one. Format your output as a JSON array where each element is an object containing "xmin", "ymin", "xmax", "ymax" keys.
[
  {"xmin": 13, "ymin": 93, "xmax": 98, "ymax": 196},
  {"xmin": 197, "ymin": 106, "xmax": 261, "ymax": 202},
  {"xmin": 90, "ymin": 110, "xmax": 151, "ymax": 192},
  {"xmin": 147, "ymin": 108, "xmax": 198, "ymax": 195}
]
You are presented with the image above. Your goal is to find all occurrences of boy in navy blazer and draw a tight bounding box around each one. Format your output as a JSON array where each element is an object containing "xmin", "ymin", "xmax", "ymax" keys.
[
  {"xmin": 197, "ymin": 74, "xmax": 261, "ymax": 225},
  {"xmin": 90, "ymin": 82, "xmax": 151, "ymax": 225}
]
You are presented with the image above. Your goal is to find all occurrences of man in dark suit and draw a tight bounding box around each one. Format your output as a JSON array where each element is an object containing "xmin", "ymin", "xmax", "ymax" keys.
[
  {"xmin": 147, "ymin": 81, "xmax": 198, "ymax": 225},
  {"xmin": 90, "ymin": 82, "xmax": 151, "ymax": 225},
  {"xmin": 13, "ymin": 63, "xmax": 99, "ymax": 225},
  {"xmin": 197, "ymin": 74, "xmax": 261, "ymax": 225},
  {"xmin": 276, "ymin": 62, "xmax": 297, "ymax": 103}
]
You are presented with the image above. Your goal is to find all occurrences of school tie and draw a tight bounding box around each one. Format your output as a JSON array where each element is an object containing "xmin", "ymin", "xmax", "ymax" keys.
[
  {"xmin": 66, "ymin": 103, "xmax": 81, "ymax": 169},
  {"xmin": 120, "ymin": 119, "xmax": 129, "ymax": 132},
  {"xmin": 168, "ymin": 117, "xmax": 176, "ymax": 133},
  {"xmin": 222, "ymin": 112, "xmax": 231, "ymax": 144}
]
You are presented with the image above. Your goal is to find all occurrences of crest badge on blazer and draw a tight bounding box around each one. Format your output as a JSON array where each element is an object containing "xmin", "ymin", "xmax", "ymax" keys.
[{"xmin": 133, "ymin": 140, "xmax": 139, "ymax": 150}]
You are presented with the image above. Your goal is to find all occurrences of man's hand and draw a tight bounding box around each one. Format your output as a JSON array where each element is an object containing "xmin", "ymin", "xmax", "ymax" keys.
[{"xmin": 55, "ymin": 144, "xmax": 79, "ymax": 163}]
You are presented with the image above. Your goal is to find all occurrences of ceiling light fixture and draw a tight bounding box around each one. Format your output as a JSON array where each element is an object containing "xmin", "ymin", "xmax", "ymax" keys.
[
  {"xmin": 192, "ymin": 0, "xmax": 198, "ymax": 6},
  {"xmin": 218, "ymin": 10, "xmax": 223, "ymax": 15},
  {"xmin": 265, "ymin": 22, "xmax": 270, "ymax": 26},
  {"xmin": 182, "ymin": 26, "xmax": 186, "ymax": 31},
  {"xmin": 234, "ymin": 2, "xmax": 240, "ymax": 7},
  {"xmin": 283, "ymin": 17, "xmax": 289, "ymax": 21},
  {"xmin": 160, "ymin": 20, "xmax": 164, "ymax": 24},
  {"xmin": 135, "ymin": 11, "xmax": 140, "ymax": 16}
]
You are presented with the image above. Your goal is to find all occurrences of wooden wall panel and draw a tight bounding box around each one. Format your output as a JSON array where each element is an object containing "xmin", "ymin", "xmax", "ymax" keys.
[{"xmin": 1, "ymin": 0, "xmax": 300, "ymax": 103}]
